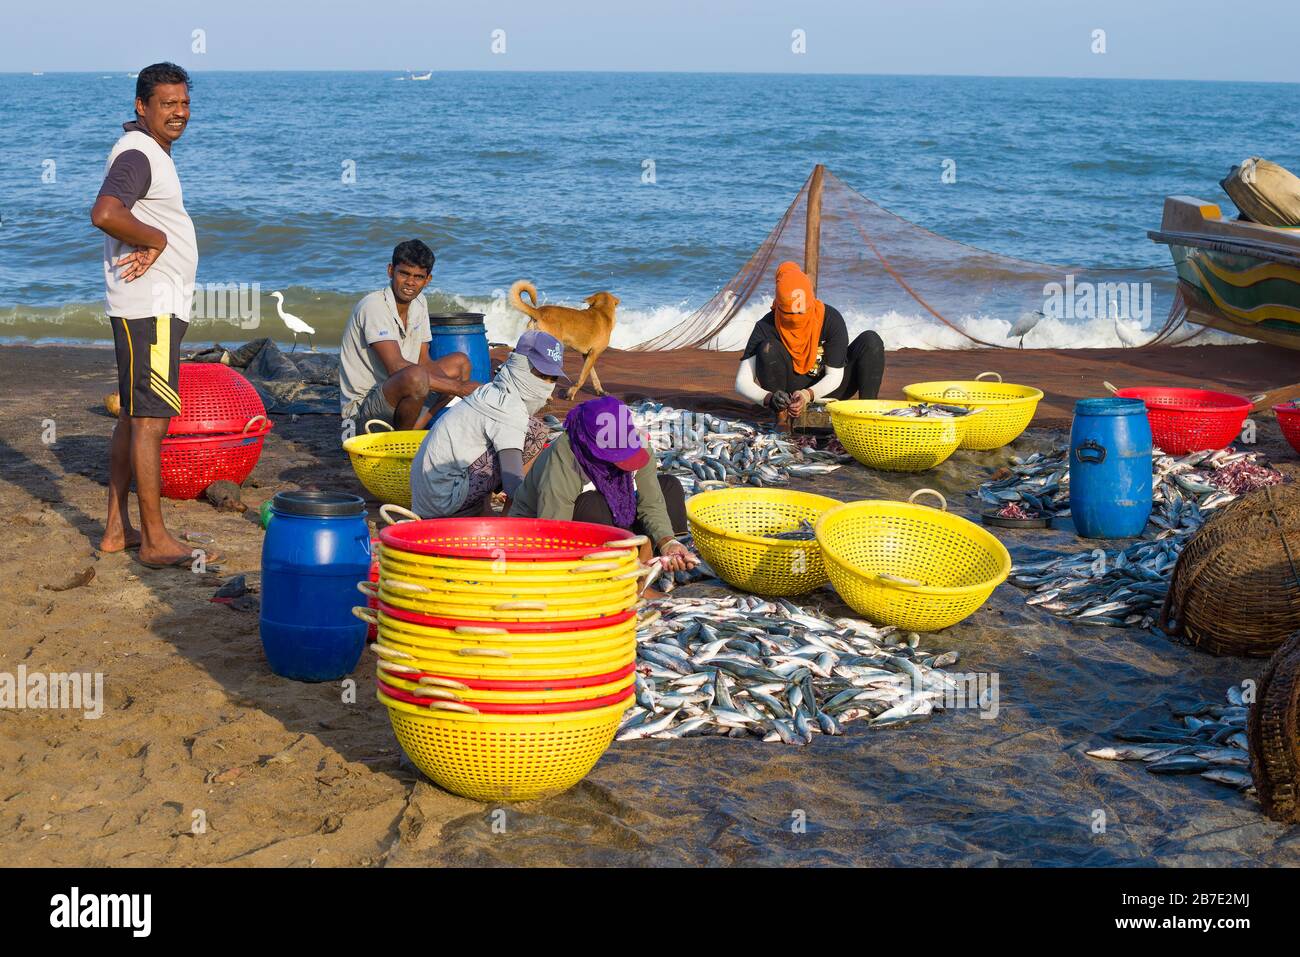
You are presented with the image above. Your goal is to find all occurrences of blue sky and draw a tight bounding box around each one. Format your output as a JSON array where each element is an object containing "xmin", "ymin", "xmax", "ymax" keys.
[{"xmin": 7, "ymin": 0, "xmax": 1299, "ymax": 82}]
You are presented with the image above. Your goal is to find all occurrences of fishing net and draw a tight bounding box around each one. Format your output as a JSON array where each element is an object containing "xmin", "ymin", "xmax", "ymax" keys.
[
  {"xmin": 1159, "ymin": 485, "xmax": 1300, "ymax": 658},
  {"xmin": 1248, "ymin": 632, "xmax": 1300, "ymax": 823},
  {"xmin": 631, "ymin": 167, "xmax": 1193, "ymax": 352}
]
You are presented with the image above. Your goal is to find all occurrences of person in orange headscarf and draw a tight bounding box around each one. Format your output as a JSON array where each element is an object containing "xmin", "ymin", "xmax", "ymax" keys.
[{"xmin": 734, "ymin": 261, "xmax": 884, "ymax": 423}]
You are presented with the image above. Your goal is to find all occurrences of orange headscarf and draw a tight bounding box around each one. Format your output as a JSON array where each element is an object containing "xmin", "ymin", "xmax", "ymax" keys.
[{"xmin": 773, "ymin": 261, "xmax": 826, "ymax": 376}]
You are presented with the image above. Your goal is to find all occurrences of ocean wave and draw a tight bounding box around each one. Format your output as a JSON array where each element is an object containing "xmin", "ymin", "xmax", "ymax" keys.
[{"xmin": 0, "ymin": 290, "xmax": 1244, "ymax": 353}]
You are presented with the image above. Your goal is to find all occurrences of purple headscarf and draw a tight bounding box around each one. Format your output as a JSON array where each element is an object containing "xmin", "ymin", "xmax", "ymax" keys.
[{"xmin": 564, "ymin": 397, "xmax": 644, "ymax": 529}]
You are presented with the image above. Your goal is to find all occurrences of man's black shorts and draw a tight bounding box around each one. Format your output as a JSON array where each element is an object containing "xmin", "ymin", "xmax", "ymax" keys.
[{"xmin": 109, "ymin": 315, "xmax": 187, "ymax": 418}]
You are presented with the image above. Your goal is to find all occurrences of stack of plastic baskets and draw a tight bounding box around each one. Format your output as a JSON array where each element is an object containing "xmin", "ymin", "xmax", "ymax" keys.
[
  {"xmin": 356, "ymin": 516, "xmax": 644, "ymax": 802},
  {"xmin": 159, "ymin": 363, "xmax": 273, "ymax": 499}
]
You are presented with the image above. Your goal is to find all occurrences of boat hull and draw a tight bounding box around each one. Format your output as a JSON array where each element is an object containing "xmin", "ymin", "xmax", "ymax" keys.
[{"xmin": 1150, "ymin": 195, "xmax": 1300, "ymax": 350}]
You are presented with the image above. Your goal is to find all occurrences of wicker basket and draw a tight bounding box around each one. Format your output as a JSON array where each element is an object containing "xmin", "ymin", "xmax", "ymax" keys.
[
  {"xmin": 1247, "ymin": 632, "xmax": 1300, "ymax": 823},
  {"xmin": 1159, "ymin": 486, "xmax": 1300, "ymax": 657}
]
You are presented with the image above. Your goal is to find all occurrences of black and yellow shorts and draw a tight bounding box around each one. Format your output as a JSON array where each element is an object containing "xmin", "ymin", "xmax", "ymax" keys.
[{"xmin": 109, "ymin": 315, "xmax": 187, "ymax": 418}]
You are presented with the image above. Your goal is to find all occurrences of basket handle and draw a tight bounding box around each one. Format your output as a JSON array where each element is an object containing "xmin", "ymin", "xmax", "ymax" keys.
[
  {"xmin": 582, "ymin": 549, "xmax": 630, "ymax": 561},
  {"xmin": 942, "ymin": 386, "xmax": 969, "ymax": 400},
  {"xmin": 1102, "ymin": 381, "xmax": 1120, "ymax": 395},
  {"xmin": 380, "ymin": 503, "xmax": 421, "ymax": 525},
  {"xmin": 453, "ymin": 625, "xmax": 509, "ymax": 635},
  {"xmin": 573, "ymin": 562, "xmax": 620, "ymax": 573},
  {"xmin": 377, "ymin": 660, "xmax": 420, "ymax": 674},
  {"xmin": 975, "ymin": 372, "xmax": 1002, "ymax": 383},
  {"xmin": 365, "ymin": 418, "xmax": 394, "ymax": 434},
  {"xmin": 372, "ymin": 643, "xmax": 414, "ymax": 661},
  {"xmin": 356, "ymin": 580, "xmax": 379, "ymax": 597},
  {"xmin": 494, "ymin": 600, "xmax": 547, "ymax": 611},
  {"xmin": 603, "ymin": 535, "xmax": 648, "ymax": 548},
  {"xmin": 351, "ymin": 605, "xmax": 379, "ymax": 625},
  {"xmin": 242, "ymin": 414, "xmax": 268, "ymax": 433},
  {"xmin": 425, "ymin": 699, "xmax": 481, "ymax": 715},
  {"xmin": 456, "ymin": 647, "xmax": 511, "ymax": 658},
  {"xmin": 418, "ymin": 675, "xmax": 470, "ymax": 691},
  {"xmin": 383, "ymin": 579, "xmax": 430, "ymax": 595},
  {"xmin": 877, "ymin": 572, "xmax": 926, "ymax": 588},
  {"xmin": 907, "ymin": 488, "xmax": 948, "ymax": 511},
  {"xmin": 407, "ymin": 686, "xmax": 462, "ymax": 701}
]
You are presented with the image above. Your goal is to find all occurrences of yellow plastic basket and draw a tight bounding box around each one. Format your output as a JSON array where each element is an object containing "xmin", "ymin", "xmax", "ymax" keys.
[
  {"xmin": 378, "ymin": 667, "xmax": 635, "ymax": 704},
  {"xmin": 368, "ymin": 613, "xmax": 636, "ymax": 657},
  {"xmin": 372, "ymin": 631, "xmax": 637, "ymax": 679},
  {"xmin": 376, "ymin": 542, "xmax": 640, "ymax": 577},
  {"xmin": 815, "ymin": 489, "xmax": 1011, "ymax": 631},
  {"xmin": 342, "ymin": 421, "xmax": 424, "ymax": 507},
  {"xmin": 374, "ymin": 561, "xmax": 644, "ymax": 601},
  {"xmin": 357, "ymin": 602, "xmax": 637, "ymax": 646},
  {"xmin": 380, "ymin": 689, "xmax": 629, "ymax": 801},
  {"xmin": 901, "ymin": 372, "xmax": 1043, "ymax": 450},
  {"xmin": 374, "ymin": 583, "xmax": 638, "ymax": 621},
  {"xmin": 686, "ymin": 488, "xmax": 842, "ymax": 595},
  {"xmin": 826, "ymin": 400, "xmax": 977, "ymax": 472}
]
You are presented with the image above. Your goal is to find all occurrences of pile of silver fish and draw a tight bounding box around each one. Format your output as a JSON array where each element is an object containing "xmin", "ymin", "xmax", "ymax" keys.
[
  {"xmin": 766, "ymin": 519, "xmax": 818, "ymax": 541},
  {"xmin": 546, "ymin": 401, "xmax": 849, "ymax": 495},
  {"xmin": 1086, "ymin": 686, "xmax": 1253, "ymax": 793},
  {"xmin": 991, "ymin": 447, "xmax": 1284, "ymax": 629},
  {"xmin": 880, "ymin": 402, "xmax": 977, "ymax": 418},
  {"xmin": 620, "ymin": 595, "xmax": 965, "ymax": 744},
  {"xmin": 973, "ymin": 446, "xmax": 1275, "ymax": 518}
]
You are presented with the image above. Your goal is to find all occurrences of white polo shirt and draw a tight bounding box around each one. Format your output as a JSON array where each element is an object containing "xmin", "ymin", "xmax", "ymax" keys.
[{"xmin": 338, "ymin": 287, "xmax": 431, "ymax": 415}]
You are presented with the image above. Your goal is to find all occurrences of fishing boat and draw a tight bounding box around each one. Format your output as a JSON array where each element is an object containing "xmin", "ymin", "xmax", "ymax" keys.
[{"xmin": 1149, "ymin": 195, "xmax": 1300, "ymax": 349}]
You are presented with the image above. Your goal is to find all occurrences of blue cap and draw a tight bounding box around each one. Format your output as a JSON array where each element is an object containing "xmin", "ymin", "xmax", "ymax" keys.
[{"xmin": 514, "ymin": 329, "xmax": 568, "ymax": 378}]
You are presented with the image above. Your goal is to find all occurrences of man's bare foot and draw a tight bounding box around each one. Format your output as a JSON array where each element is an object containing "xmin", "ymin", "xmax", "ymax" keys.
[
  {"xmin": 138, "ymin": 532, "xmax": 201, "ymax": 568},
  {"xmin": 99, "ymin": 527, "xmax": 142, "ymax": 553}
]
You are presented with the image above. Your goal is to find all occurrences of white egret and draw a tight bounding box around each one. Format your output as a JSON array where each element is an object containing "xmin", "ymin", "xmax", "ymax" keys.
[
  {"xmin": 1007, "ymin": 310, "xmax": 1044, "ymax": 348},
  {"xmin": 269, "ymin": 291, "xmax": 316, "ymax": 352}
]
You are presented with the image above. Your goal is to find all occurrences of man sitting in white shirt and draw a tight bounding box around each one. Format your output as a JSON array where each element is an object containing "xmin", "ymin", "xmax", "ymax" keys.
[{"xmin": 337, "ymin": 240, "xmax": 479, "ymax": 435}]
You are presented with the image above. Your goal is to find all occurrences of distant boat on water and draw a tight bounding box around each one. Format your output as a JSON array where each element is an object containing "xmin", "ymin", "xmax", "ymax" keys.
[
  {"xmin": 1150, "ymin": 195, "xmax": 1300, "ymax": 350},
  {"xmin": 31, "ymin": 71, "xmax": 43, "ymax": 76},
  {"xmin": 397, "ymin": 70, "xmax": 432, "ymax": 81},
  {"xmin": 128, "ymin": 73, "xmax": 138, "ymax": 78}
]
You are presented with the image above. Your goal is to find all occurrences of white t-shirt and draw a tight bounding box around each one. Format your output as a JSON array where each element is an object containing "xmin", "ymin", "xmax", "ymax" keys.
[
  {"xmin": 102, "ymin": 129, "xmax": 199, "ymax": 320},
  {"xmin": 338, "ymin": 287, "xmax": 431, "ymax": 415}
]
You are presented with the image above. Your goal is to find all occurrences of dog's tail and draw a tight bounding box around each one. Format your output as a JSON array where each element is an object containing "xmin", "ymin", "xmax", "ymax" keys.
[{"xmin": 509, "ymin": 280, "xmax": 540, "ymax": 321}]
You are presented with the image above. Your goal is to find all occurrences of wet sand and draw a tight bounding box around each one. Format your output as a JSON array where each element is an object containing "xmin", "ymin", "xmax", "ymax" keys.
[{"xmin": 1, "ymin": 341, "xmax": 1298, "ymax": 866}]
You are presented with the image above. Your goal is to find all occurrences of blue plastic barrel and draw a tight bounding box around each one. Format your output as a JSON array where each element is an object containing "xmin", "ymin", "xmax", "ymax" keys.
[
  {"xmin": 1069, "ymin": 398, "xmax": 1153, "ymax": 539},
  {"xmin": 260, "ymin": 491, "xmax": 371, "ymax": 681},
  {"xmin": 429, "ymin": 313, "xmax": 491, "ymax": 386}
]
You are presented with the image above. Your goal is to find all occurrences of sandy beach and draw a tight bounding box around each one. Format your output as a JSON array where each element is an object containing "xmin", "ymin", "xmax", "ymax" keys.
[{"xmin": 1, "ymin": 340, "xmax": 1298, "ymax": 866}]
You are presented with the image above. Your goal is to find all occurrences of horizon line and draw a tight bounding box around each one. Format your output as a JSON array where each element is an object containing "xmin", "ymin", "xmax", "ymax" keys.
[{"xmin": 6, "ymin": 68, "xmax": 1299, "ymax": 85}]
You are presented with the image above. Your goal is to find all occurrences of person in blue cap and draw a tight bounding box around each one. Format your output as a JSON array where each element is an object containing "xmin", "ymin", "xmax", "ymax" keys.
[{"xmin": 409, "ymin": 329, "xmax": 566, "ymax": 517}]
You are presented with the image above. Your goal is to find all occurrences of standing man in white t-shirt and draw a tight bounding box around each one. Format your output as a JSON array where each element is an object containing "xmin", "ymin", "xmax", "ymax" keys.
[{"xmin": 91, "ymin": 62, "xmax": 221, "ymax": 568}]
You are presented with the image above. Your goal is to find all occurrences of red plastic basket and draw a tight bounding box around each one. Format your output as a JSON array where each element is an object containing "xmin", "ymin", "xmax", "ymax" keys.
[
  {"xmin": 1113, "ymin": 387, "xmax": 1251, "ymax": 455},
  {"xmin": 379, "ymin": 517, "xmax": 634, "ymax": 561},
  {"xmin": 1274, "ymin": 403, "xmax": 1300, "ymax": 455},
  {"xmin": 376, "ymin": 600, "xmax": 635, "ymax": 634},
  {"xmin": 167, "ymin": 363, "xmax": 266, "ymax": 436},
  {"xmin": 377, "ymin": 679, "xmax": 633, "ymax": 714},
  {"xmin": 159, "ymin": 419, "xmax": 273, "ymax": 499}
]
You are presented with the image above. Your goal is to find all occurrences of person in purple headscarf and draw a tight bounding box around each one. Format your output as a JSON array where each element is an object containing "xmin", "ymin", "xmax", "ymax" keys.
[{"xmin": 509, "ymin": 396, "xmax": 697, "ymax": 573}]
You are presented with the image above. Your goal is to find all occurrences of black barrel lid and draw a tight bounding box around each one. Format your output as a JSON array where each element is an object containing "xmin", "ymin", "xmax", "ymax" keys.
[
  {"xmin": 428, "ymin": 312, "xmax": 486, "ymax": 326},
  {"xmin": 271, "ymin": 490, "xmax": 366, "ymax": 517}
]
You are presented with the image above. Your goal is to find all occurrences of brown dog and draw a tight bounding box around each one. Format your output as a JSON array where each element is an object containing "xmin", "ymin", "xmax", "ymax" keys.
[{"xmin": 509, "ymin": 280, "xmax": 619, "ymax": 401}]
